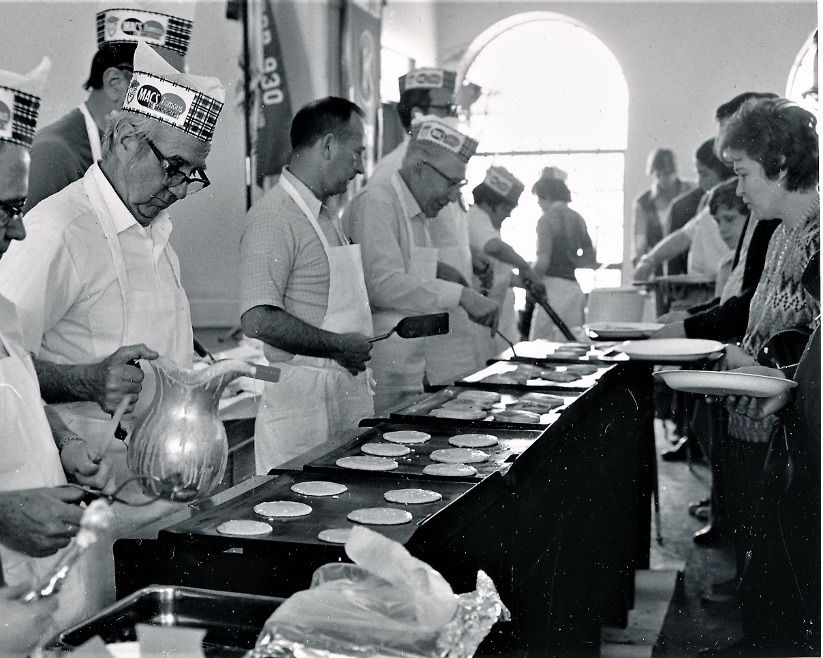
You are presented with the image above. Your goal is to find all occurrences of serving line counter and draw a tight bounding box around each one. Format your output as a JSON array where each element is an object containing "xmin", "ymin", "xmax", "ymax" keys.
[{"xmin": 112, "ymin": 342, "xmax": 655, "ymax": 657}]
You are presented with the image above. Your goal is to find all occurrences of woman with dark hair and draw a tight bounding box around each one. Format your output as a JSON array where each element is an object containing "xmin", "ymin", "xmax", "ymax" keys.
[
  {"xmin": 528, "ymin": 168, "xmax": 598, "ymax": 341},
  {"xmin": 699, "ymin": 97, "xmax": 819, "ymax": 657}
]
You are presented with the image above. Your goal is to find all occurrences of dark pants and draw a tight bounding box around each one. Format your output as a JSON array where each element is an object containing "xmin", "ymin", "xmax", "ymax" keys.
[{"xmin": 690, "ymin": 397, "xmax": 728, "ymax": 531}]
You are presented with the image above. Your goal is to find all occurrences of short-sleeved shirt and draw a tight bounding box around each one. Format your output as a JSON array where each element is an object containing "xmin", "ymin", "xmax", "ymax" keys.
[
  {"xmin": 24, "ymin": 108, "xmax": 96, "ymax": 213},
  {"xmin": 680, "ymin": 209, "xmax": 729, "ymax": 277},
  {"xmin": 468, "ymin": 204, "xmax": 499, "ymax": 252},
  {"xmin": 240, "ymin": 167, "xmax": 345, "ymax": 362}
]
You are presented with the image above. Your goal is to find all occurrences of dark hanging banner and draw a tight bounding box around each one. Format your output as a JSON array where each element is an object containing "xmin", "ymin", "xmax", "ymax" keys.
[
  {"xmin": 254, "ymin": 0, "xmax": 293, "ymax": 187},
  {"xmin": 340, "ymin": 0, "xmax": 382, "ymax": 185}
]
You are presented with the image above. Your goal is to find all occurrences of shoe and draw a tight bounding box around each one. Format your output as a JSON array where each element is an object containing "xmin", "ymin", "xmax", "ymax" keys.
[
  {"xmin": 688, "ymin": 498, "xmax": 711, "ymax": 516},
  {"xmin": 693, "ymin": 524, "xmax": 723, "ymax": 546},
  {"xmin": 661, "ymin": 436, "xmax": 689, "ymax": 461}
]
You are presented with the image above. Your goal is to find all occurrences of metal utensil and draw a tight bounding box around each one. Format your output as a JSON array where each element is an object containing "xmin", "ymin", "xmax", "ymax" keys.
[
  {"xmin": 494, "ymin": 328, "xmax": 519, "ymax": 358},
  {"xmin": 368, "ymin": 313, "xmax": 450, "ymax": 343},
  {"xmin": 521, "ymin": 279, "xmax": 576, "ymax": 341}
]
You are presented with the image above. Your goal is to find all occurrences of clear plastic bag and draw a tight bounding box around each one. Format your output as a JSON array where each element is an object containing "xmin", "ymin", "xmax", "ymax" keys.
[{"xmin": 247, "ymin": 526, "xmax": 508, "ymax": 658}]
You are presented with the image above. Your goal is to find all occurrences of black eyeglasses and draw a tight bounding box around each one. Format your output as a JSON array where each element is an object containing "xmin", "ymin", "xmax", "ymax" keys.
[
  {"xmin": 144, "ymin": 137, "xmax": 210, "ymax": 194},
  {"xmin": 428, "ymin": 103, "xmax": 458, "ymax": 117},
  {"xmin": 0, "ymin": 198, "xmax": 25, "ymax": 228},
  {"xmin": 421, "ymin": 160, "xmax": 467, "ymax": 189}
]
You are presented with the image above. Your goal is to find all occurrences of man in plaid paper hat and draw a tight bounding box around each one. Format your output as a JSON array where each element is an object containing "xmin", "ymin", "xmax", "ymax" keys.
[
  {"xmin": 0, "ymin": 41, "xmax": 225, "ymax": 614},
  {"xmin": 468, "ymin": 165, "xmax": 546, "ymax": 360},
  {"xmin": 24, "ymin": 0, "xmax": 195, "ymax": 212},
  {"xmin": 0, "ymin": 57, "xmax": 117, "ymax": 644},
  {"xmin": 343, "ymin": 116, "xmax": 499, "ymax": 411}
]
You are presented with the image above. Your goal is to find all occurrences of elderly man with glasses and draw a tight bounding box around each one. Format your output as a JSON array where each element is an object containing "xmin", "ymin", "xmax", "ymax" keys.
[
  {"xmin": 0, "ymin": 45, "xmax": 225, "ymax": 615},
  {"xmin": 343, "ymin": 117, "xmax": 499, "ymax": 411},
  {"xmin": 23, "ymin": 2, "xmax": 194, "ymax": 213}
]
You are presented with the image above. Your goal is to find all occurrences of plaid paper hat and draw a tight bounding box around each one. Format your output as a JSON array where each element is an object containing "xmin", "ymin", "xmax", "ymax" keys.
[
  {"xmin": 538, "ymin": 166, "xmax": 567, "ymax": 182},
  {"xmin": 410, "ymin": 116, "xmax": 478, "ymax": 163},
  {"xmin": 398, "ymin": 68, "xmax": 457, "ymax": 94},
  {"xmin": 96, "ymin": 2, "xmax": 194, "ymax": 56},
  {"xmin": 123, "ymin": 42, "xmax": 225, "ymax": 143},
  {"xmin": 0, "ymin": 58, "xmax": 50, "ymax": 148},
  {"xmin": 482, "ymin": 166, "xmax": 524, "ymax": 205}
]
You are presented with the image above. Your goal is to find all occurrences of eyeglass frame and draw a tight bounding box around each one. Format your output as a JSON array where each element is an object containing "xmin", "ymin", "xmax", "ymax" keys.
[
  {"xmin": 427, "ymin": 102, "xmax": 458, "ymax": 117},
  {"xmin": 143, "ymin": 137, "xmax": 210, "ymax": 193},
  {"xmin": 420, "ymin": 160, "xmax": 467, "ymax": 189},
  {"xmin": 0, "ymin": 198, "xmax": 25, "ymax": 228}
]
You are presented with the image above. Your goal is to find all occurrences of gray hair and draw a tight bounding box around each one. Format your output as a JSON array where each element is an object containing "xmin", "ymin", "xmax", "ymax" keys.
[{"xmin": 102, "ymin": 111, "xmax": 210, "ymax": 162}]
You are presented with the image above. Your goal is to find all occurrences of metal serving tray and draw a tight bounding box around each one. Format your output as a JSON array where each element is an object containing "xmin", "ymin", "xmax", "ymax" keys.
[
  {"xmin": 458, "ymin": 360, "xmax": 611, "ymax": 392},
  {"xmin": 53, "ymin": 585, "xmax": 282, "ymax": 656},
  {"xmin": 158, "ymin": 470, "xmax": 501, "ymax": 554},
  {"xmin": 389, "ymin": 386, "xmax": 580, "ymax": 430},
  {"xmin": 305, "ymin": 421, "xmax": 545, "ymax": 482}
]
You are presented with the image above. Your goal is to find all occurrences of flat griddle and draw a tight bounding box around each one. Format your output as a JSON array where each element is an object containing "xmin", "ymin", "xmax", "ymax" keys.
[
  {"xmin": 304, "ymin": 421, "xmax": 544, "ymax": 482},
  {"xmin": 457, "ymin": 360, "xmax": 612, "ymax": 392},
  {"xmin": 389, "ymin": 386, "xmax": 581, "ymax": 430},
  {"xmin": 159, "ymin": 470, "xmax": 502, "ymax": 555},
  {"xmin": 495, "ymin": 339, "xmax": 619, "ymax": 365}
]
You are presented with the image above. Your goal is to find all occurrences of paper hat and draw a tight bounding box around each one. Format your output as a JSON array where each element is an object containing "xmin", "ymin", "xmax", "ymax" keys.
[
  {"xmin": 398, "ymin": 68, "xmax": 457, "ymax": 94},
  {"xmin": 0, "ymin": 58, "xmax": 50, "ymax": 148},
  {"xmin": 538, "ymin": 166, "xmax": 567, "ymax": 182},
  {"xmin": 123, "ymin": 42, "xmax": 225, "ymax": 143},
  {"xmin": 97, "ymin": 2, "xmax": 194, "ymax": 56},
  {"xmin": 482, "ymin": 166, "xmax": 524, "ymax": 205},
  {"xmin": 410, "ymin": 115, "xmax": 478, "ymax": 164}
]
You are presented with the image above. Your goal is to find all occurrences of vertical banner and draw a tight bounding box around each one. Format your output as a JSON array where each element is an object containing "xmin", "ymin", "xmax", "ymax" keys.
[
  {"xmin": 254, "ymin": 0, "xmax": 293, "ymax": 187},
  {"xmin": 340, "ymin": 0, "xmax": 382, "ymax": 185}
]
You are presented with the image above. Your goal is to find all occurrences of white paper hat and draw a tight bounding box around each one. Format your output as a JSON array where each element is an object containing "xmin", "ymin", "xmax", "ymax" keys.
[
  {"xmin": 410, "ymin": 115, "xmax": 478, "ymax": 163},
  {"xmin": 398, "ymin": 68, "xmax": 457, "ymax": 94},
  {"xmin": 538, "ymin": 166, "xmax": 568, "ymax": 182},
  {"xmin": 97, "ymin": 1, "xmax": 194, "ymax": 56},
  {"xmin": 0, "ymin": 57, "xmax": 50, "ymax": 148},
  {"xmin": 123, "ymin": 42, "xmax": 225, "ymax": 143},
  {"xmin": 482, "ymin": 166, "xmax": 524, "ymax": 205}
]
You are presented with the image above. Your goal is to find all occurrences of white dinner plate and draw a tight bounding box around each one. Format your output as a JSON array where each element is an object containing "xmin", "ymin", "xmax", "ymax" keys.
[
  {"xmin": 618, "ymin": 338, "xmax": 725, "ymax": 361},
  {"xmin": 654, "ymin": 370, "xmax": 798, "ymax": 397},
  {"xmin": 584, "ymin": 322, "xmax": 664, "ymax": 340}
]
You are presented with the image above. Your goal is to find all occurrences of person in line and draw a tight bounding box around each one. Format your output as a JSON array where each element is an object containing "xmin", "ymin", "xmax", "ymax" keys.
[
  {"xmin": 240, "ymin": 97, "xmax": 373, "ymax": 473},
  {"xmin": 24, "ymin": 2, "xmax": 193, "ymax": 212},
  {"xmin": 0, "ymin": 59, "xmax": 111, "ymax": 645},
  {"xmin": 633, "ymin": 147, "xmax": 694, "ymax": 271},
  {"xmin": 0, "ymin": 42, "xmax": 226, "ymax": 613},
  {"xmin": 344, "ymin": 117, "xmax": 499, "ymax": 410},
  {"xmin": 373, "ymin": 70, "xmax": 492, "ymax": 383},
  {"xmin": 467, "ymin": 165, "xmax": 545, "ymax": 359},
  {"xmin": 528, "ymin": 168, "xmax": 598, "ymax": 342}
]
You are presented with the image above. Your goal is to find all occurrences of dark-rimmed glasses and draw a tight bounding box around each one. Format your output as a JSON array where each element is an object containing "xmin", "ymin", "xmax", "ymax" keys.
[
  {"xmin": 0, "ymin": 198, "xmax": 25, "ymax": 228},
  {"xmin": 144, "ymin": 137, "xmax": 210, "ymax": 194},
  {"xmin": 421, "ymin": 160, "xmax": 467, "ymax": 189},
  {"xmin": 428, "ymin": 103, "xmax": 458, "ymax": 117}
]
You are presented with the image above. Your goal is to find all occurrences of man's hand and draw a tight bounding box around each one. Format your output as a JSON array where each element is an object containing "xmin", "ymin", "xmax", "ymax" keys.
[
  {"xmin": 459, "ymin": 288, "xmax": 499, "ymax": 333},
  {"xmin": 633, "ymin": 255, "xmax": 656, "ymax": 281},
  {"xmin": 519, "ymin": 268, "xmax": 546, "ymax": 299},
  {"xmin": 725, "ymin": 366, "xmax": 791, "ymax": 420},
  {"xmin": 0, "ymin": 488, "xmax": 85, "ymax": 557},
  {"xmin": 652, "ymin": 321, "xmax": 687, "ymax": 339},
  {"xmin": 471, "ymin": 251, "xmax": 494, "ymax": 291},
  {"xmin": 436, "ymin": 261, "xmax": 469, "ymax": 287},
  {"xmin": 59, "ymin": 439, "xmax": 114, "ymax": 491},
  {"xmin": 330, "ymin": 332, "xmax": 372, "ymax": 376},
  {"xmin": 81, "ymin": 344, "xmax": 159, "ymax": 414},
  {"xmin": 0, "ymin": 585, "xmax": 58, "ymax": 655}
]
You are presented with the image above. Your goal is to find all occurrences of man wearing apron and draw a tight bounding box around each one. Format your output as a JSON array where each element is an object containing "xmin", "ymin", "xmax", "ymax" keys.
[
  {"xmin": 0, "ymin": 60, "xmax": 113, "ymax": 642},
  {"xmin": 0, "ymin": 42, "xmax": 226, "ymax": 615},
  {"xmin": 24, "ymin": 3, "xmax": 193, "ymax": 213},
  {"xmin": 240, "ymin": 98, "xmax": 374, "ymax": 474},
  {"xmin": 344, "ymin": 118, "xmax": 499, "ymax": 411},
  {"xmin": 468, "ymin": 166, "xmax": 545, "ymax": 360}
]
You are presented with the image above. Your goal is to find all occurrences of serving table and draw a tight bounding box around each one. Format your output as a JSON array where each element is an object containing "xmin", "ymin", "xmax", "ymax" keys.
[{"xmin": 113, "ymin": 343, "xmax": 654, "ymax": 657}]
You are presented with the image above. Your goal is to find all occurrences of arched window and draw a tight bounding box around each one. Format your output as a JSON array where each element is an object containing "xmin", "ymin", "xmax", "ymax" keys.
[
  {"xmin": 786, "ymin": 29, "xmax": 817, "ymax": 113},
  {"xmin": 458, "ymin": 13, "xmax": 628, "ymax": 288}
]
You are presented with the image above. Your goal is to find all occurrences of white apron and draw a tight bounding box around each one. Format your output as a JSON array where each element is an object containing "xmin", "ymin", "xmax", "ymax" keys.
[
  {"xmin": 78, "ymin": 102, "xmax": 103, "ymax": 165},
  {"xmin": 371, "ymin": 177, "xmax": 440, "ymax": 411},
  {"xmin": 0, "ymin": 299, "xmax": 90, "ymax": 630},
  {"xmin": 51, "ymin": 169, "xmax": 193, "ymax": 446},
  {"xmin": 254, "ymin": 177, "xmax": 375, "ymax": 473},
  {"xmin": 529, "ymin": 276, "xmax": 585, "ymax": 343},
  {"xmin": 425, "ymin": 204, "xmax": 485, "ymax": 385},
  {"xmin": 483, "ymin": 260, "xmax": 518, "ymax": 358}
]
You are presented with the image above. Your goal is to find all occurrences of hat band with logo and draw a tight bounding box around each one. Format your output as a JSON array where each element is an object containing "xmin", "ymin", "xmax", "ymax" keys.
[
  {"xmin": 399, "ymin": 69, "xmax": 457, "ymax": 93},
  {"xmin": 0, "ymin": 85, "xmax": 40, "ymax": 148},
  {"xmin": 123, "ymin": 71, "xmax": 222, "ymax": 142},
  {"xmin": 411, "ymin": 121, "xmax": 477, "ymax": 163},
  {"xmin": 97, "ymin": 8, "xmax": 193, "ymax": 56},
  {"xmin": 483, "ymin": 167, "xmax": 524, "ymax": 204}
]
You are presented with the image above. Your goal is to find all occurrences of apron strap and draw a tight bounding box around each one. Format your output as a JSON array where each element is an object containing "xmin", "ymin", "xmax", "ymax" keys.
[
  {"xmin": 78, "ymin": 102, "xmax": 103, "ymax": 164},
  {"xmin": 390, "ymin": 174, "xmax": 430, "ymax": 249},
  {"xmin": 280, "ymin": 176, "xmax": 347, "ymax": 255}
]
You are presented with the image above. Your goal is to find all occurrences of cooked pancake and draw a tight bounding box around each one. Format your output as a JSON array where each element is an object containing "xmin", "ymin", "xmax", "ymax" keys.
[
  {"xmin": 456, "ymin": 390, "xmax": 502, "ymax": 403},
  {"xmin": 361, "ymin": 442, "xmax": 411, "ymax": 457},
  {"xmin": 422, "ymin": 463, "xmax": 478, "ymax": 477},
  {"xmin": 520, "ymin": 392, "xmax": 565, "ymax": 405},
  {"xmin": 291, "ymin": 481, "xmax": 348, "ymax": 497},
  {"xmin": 336, "ymin": 456, "xmax": 399, "ymax": 471},
  {"xmin": 430, "ymin": 447, "xmax": 489, "ymax": 464},
  {"xmin": 430, "ymin": 407, "xmax": 488, "ymax": 420},
  {"xmin": 492, "ymin": 409, "xmax": 542, "ymax": 424},
  {"xmin": 448, "ymin": 433, "xmax": 499, "ymax": 448},
  {"xmin": 382, "ymin": 430, "xmax": 431, "ymax": 444},
  {"xmin": 215, "ymin": 520, "xmax": 272, "ymax": 536},
  {"xmin": 253, "ymin": 501, "xmax": 313, "ymax": 518},
  {"xmin": 347, "ymin": 507, "xmax": 413, "ymax": 525},
  {"xmin": 566, "ymin": 364, "xmax": 598, "ymax": 376},
  {"xmin": 442, "ymin": 398, "xmax": 491, "ymax": 411},
  {"xmin": 317, "ymin": 528, "xmax": 353, "ymax": 544},
  {"xmin": 383, "ymin": 488, "xmax": 442, "ymax": 504}
]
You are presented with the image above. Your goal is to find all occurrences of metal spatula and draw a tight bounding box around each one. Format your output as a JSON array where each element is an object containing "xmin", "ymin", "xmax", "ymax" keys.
[{"xmin": 368, "ymin": 312, "xmax": 450, "ymax": 343}]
